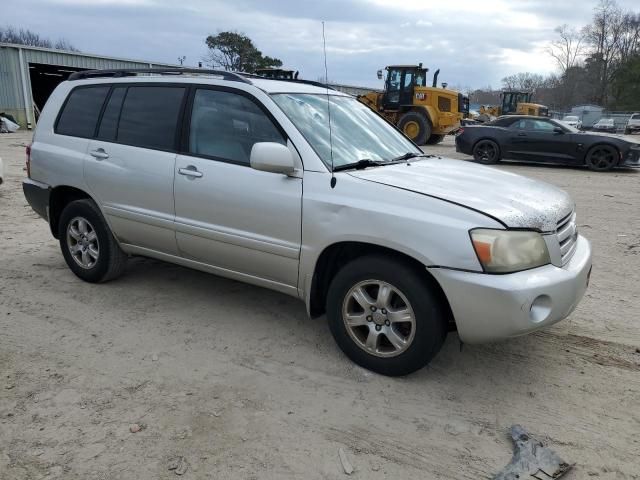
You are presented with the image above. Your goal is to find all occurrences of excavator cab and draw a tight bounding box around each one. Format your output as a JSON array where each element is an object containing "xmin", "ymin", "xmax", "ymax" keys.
[
  {"xmin": 382, "ymin": 64, "xmax": 428, "ymax": 109},
  {"xmin": 501, "ymin": 91, "xmax": 532, "ymax": 115}
]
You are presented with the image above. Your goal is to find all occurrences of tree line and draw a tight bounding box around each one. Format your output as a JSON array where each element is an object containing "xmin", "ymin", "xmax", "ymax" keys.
[
  {"xmin": 469, "ymin": 0, "xmax": 640, "ymax": 111},
  {"xmin": 0, "ymin": 25, "xmax": 78, "ymax": 51}
]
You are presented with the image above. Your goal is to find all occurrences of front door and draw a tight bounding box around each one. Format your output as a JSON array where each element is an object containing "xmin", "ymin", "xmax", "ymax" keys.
[
  {"xmin": 173, "ymin": 87, "xmax": 302, "ymax": 291},
  {"xmin": 506, "ymin": 118, "xmax": 579, "ymax": 163},
  {"xmin": 85, "ymin": 84, "xmax": 186, "ymax": 255}
]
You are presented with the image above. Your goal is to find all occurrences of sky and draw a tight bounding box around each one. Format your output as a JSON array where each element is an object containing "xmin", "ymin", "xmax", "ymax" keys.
[{"xmin": 3, "ymin": 0, "xmax": 639, "ymax": 89}]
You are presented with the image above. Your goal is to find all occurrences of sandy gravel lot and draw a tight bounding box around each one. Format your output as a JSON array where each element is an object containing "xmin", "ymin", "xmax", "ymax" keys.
[{"xmin": 1, "ymin": 131, "xmax": 639, "ymax": 479}]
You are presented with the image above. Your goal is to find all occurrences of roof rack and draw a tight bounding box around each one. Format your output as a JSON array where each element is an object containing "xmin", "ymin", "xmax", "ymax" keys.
[
  {"xmin": 67, "ymin": 68, "xmax": 252, "ymax": 84},
  {"xmin": 240, "ymin": 73, "xmax": 336, "ymax": 91}
]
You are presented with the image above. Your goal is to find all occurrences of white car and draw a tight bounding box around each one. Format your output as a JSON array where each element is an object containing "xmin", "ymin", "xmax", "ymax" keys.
[
  {"xmin": 592, "ymin": 118, "xmax": 616, "ymax": 133},
  {"xmin": 625, "ymin": 113, "xmax": 640, "ymax": 134},
  {"xmin": 561, "ymin": 115, "xmax": 582, "ymax": 130},
  {"xmin": 23, "ymin": 68, "xmax": 592, "ymax": 376}
]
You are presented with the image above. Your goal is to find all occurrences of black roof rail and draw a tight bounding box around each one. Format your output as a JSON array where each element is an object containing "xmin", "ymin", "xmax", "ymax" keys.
[
  {"xmin": 239, "ymin": 73, "xmax": 337, "ymax": 91},
  {"xmin": 67, "ymin": 68, "xmax": 252, "ymax": 84}
]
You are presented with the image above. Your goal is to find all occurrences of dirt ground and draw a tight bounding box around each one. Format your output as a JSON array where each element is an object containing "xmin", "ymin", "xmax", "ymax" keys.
[{"xmin": 1, "ymin": 131, "xmax": 639, "ymax": 480}]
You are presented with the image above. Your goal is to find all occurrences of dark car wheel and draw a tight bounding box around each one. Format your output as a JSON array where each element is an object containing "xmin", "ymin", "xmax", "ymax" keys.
[
  {"xmin": 59, "ymin": 199, "xmax": 127, "ymax": 283},
  {"xmin": 326, "ymin": 255, "xmax": 447, "ymax": 376},
  {"xmin": 426, "ymin": 134, "xmax": 446, "ymax": 145},
  {"xmin": 585, "ymin": 145, "xmax": 618, "ymax": 171},
  {"xmin": 473, "ymin": 139, "xmax": 501, "ymax": 164},
  {"xmin": 398, "ymin": 112, "xmax": 431, "ymax": 145}
]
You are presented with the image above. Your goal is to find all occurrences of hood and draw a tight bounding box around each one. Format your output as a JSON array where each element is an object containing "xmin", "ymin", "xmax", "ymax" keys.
[{"xmin": 348, "ymin": 158, "xmax": 573, "ymax": 232}]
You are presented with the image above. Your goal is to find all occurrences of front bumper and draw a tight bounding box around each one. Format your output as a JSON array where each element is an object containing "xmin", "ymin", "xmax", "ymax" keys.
[
  {"xmin": 429, "ymin": 235, "xmax": 592, "ymax": 344},
  {"xmin": 623, "ymin": 148, "xmax": 640, "ymax": 167}
]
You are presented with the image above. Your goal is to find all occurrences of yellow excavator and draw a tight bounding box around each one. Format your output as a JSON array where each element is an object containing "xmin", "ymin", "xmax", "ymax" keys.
[
  {"xmin": 358, "ymin": 64, "xmax": 469, "ymax": 145},
  {"xmin": 477, "ymin": 91, "xmax": 548, "ymax": 122}
]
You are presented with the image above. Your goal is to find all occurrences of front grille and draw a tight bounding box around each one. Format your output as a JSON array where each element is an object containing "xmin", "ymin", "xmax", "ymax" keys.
[{"xmin": 556, "ymin": 210, "xmax": 578, "ymax": 265}]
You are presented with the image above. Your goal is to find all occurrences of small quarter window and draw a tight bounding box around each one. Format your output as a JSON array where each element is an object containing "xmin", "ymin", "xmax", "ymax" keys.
[
  {"xmin": 97, "ymin": 87, "xmax": 126, "ymax": 141},
  {"xmin": 56, "ymin": 86, "xmax": 110, "ymax": 138}
]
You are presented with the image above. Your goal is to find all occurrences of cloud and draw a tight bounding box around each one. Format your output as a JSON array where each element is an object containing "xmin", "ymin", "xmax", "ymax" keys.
[{"xmin": 2, "ymin": 0, "xmax": 637, "ymax": 88}]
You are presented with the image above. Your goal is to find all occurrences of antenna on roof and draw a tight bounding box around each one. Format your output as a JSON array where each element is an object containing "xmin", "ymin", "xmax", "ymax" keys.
[{"xmin": 322, "ymin": 21, "xmax": 336, "ymax": 189}]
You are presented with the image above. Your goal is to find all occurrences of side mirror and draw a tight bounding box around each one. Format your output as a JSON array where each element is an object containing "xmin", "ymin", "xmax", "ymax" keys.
[
  {"xmin": 250, "ymin": 142, "xmax": 295, "ymax": 175},
  {"xmin": 553, "ymin": 127, "xmax": 564, "ymax": 134},
  {"xmin": 377, "ymin": 69, "xmax": 383, "ymax": 80}
]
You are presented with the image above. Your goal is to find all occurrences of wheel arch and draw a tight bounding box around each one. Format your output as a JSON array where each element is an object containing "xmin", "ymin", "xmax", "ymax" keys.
[
  {"xmin": 472, "ymin": 136, "xmax": 502, "ymax": 157},
  {"xmin": 584, "ymin": 142, "xmax": 621, "ymax": 165},
  {"xmin": 308, "ymin": 241, "xmax": 455, "ymax": 330},
  {"xmin": 48, "ymin": 185, "xmax": 94, "ymax": 239}
]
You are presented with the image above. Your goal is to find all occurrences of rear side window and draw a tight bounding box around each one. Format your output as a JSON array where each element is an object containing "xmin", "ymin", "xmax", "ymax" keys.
[
  {"xmin": 56, "ymin": 86, "xmax": 110, "ymax": 138},
  {"xmin": 188, "ymin": 89, "xmax": 285, "ymax": 165},
  {"xmin": 117, "ymin": 86, "xmax": 185, "ymax": 150},
  {"xmin": 97, "ymin": 87, "xmax": 126, "ymax": 141}
]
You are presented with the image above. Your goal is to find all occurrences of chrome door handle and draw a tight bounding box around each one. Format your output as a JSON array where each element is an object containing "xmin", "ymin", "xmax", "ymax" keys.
[
  {"xmin": 89, "ymin": 148, "xmax": 109, "ymax": 160},
  {"xmin": 178, "ymin": 166, "xmax": 203, "ymax": 178},
  {"xmin": 517, "ymin": 133, "xmax": 527, "ymax": 137}
]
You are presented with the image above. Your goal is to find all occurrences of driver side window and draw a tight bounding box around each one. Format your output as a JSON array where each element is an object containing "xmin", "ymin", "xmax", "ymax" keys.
[
  {"xmin": 188, "ymin": 89, "xmax": 285, "ymax": 165},
  {"xmin": 512, "ymin": 119, "xmax": 555, "ymax": 132}
]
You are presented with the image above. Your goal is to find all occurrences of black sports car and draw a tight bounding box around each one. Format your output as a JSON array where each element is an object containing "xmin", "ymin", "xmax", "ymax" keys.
[{"xmin": 455, "ymin": 115, "xmax": 640, "ymax": 171}]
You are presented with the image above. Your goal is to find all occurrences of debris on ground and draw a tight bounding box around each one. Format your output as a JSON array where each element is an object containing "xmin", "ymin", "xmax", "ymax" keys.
[
  {"xmin": 494, "ymin": 425, "xmax": 573, "ymax": 480},
  {"xmin": 168, "ymin": 456, "xmax": 189, "ymax": 475},
  {"xmin": 151, "ymin": 354, "xmax": 159, "ymax": 362},
  {"xmin": 338, "ymin": 447, "xmax": 354, "ymax": 475},
  {"xmin": 129, "ymin": 423, "xmax": 142, "ymax": 433}
]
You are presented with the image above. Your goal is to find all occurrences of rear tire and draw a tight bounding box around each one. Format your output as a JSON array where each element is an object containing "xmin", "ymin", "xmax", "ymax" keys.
[
  {"xmin": 59, "ymin": 199, "xmax": 127, "ymax": 283},
  {"xmin": 585, "ymin": 145, "xmax": 618, "ymax": 171},
  {"xmin": 326, "ymin": 255, "xmax": 447, "ymax": 376},
  {"xmin": 426, "ymin": 134, "xmax": 445, "ymax": 145},
  {"xmin": 472, "ymin": 139, "xmax": 501, "ymax": 164},
  {"xmin": 398, "ymin": 112, "xmax": 431, "ymax": 145}
]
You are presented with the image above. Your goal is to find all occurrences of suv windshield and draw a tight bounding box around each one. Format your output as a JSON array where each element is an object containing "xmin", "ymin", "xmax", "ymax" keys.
[{"xmin": 271, "ymin": 93, "xmax": 420, "ymax": 169}]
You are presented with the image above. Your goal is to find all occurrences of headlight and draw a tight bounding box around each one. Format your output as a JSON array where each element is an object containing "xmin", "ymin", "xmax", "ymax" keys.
[{"xmin": 470, "ymin": 229, "xmax": 550, "ymax": 273}]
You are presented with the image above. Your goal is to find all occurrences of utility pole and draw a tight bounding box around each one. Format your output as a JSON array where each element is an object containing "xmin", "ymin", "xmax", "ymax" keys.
[{"xmin": 178, "ymin": 56, "xmax": 186, "ymax": 66}]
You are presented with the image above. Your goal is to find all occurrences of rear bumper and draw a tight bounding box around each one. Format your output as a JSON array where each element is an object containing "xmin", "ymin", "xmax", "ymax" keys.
[
  {"xmin": 454, "ymin": 136, "xmax": 473, "ymax": 155},
  {"xmin": 23, "ymin": 178, "xmax": 50, "ymax": 220},
  {"xmin": 429, "ymin": 235, "xmax": 592, "ymax": 344}
]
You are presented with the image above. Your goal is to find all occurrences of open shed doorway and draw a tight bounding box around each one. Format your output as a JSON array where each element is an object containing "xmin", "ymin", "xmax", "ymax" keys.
[{"xmin": 28, "ymin": 63, "xmax": 87, "ymax": 121}]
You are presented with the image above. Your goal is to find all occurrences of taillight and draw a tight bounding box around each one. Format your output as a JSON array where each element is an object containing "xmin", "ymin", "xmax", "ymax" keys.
[
  {"xmin": 456, "ymin": 127, "xmax": 465, "ymax": 136},
  {"xmin": 26, "ymin": 144, "xmax": 31, "ymax": 178}
]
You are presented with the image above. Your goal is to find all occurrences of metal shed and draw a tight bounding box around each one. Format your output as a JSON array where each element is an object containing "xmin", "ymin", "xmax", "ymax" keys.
[{"xmin": 0, "ymin": 43, "xmax": 178, "ymax": 129}]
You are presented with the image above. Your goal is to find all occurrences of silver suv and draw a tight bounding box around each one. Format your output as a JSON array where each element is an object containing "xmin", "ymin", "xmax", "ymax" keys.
[{"xmin": 23, "ymin": 69, "xmax": 592, "ymax": 376}]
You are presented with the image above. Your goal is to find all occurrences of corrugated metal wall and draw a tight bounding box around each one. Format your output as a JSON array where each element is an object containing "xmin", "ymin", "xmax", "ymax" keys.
[
  {"xmin": 1, "ymin": 43, "xmax": 176, "ymax": 127},
  {"xmin": 0, "ymin": 47, "xmax": 24, "ymax": 110}
]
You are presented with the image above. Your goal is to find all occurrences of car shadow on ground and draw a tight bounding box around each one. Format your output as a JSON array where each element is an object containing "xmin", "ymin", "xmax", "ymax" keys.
[{"xmin": 106, "ymin": 255, "xmax": 572, "ymax": 388}]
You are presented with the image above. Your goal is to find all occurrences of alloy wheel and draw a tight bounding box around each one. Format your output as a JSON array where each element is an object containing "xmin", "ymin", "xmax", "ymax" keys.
[
  {"xmin": 342, "ymin": 280, "xmax": 416, "ymax": 358},
  {"xmin": 66, "ymin": 217, "xmax": 100, "ymax": 269}
]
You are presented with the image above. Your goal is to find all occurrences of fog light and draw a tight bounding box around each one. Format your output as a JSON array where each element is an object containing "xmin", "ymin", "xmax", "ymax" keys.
[{"xmin": 530, "ymin": 295, "xmax": 552, "ymax": 323}]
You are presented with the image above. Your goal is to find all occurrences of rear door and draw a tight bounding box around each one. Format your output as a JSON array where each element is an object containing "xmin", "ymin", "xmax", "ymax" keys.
[
  {"xmin": 85, "ymin": 84, "xmax": 186, "ymax": 255},
  {"xmin": 173, "ymin": 87, "xmax": 302, "ymax": 292}
]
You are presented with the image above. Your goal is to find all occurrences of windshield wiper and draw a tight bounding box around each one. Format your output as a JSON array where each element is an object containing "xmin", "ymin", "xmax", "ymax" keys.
[
  {"xmin": 389, "ymin": 152, "xmax": 435, "ymax": 162},
  {"xmin": 332, "ymin": 159, "xmax": 387, "ymax": 172}
]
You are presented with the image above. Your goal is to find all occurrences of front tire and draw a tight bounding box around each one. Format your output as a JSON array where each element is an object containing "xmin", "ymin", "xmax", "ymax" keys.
[
  {"xmin": 472, "ymin": 139, "xmax": 501, "ymax": 164},
  {"xmin": 326, "ymin": 255, "xmax": 447, "ymax": 376},
  {"xmin": 398, "ymin": 112, "xmax": 431, "ymax": 145},
  {"xmin": 59, "ymin": 199, "xmax": 127, "ymax": 283}
]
